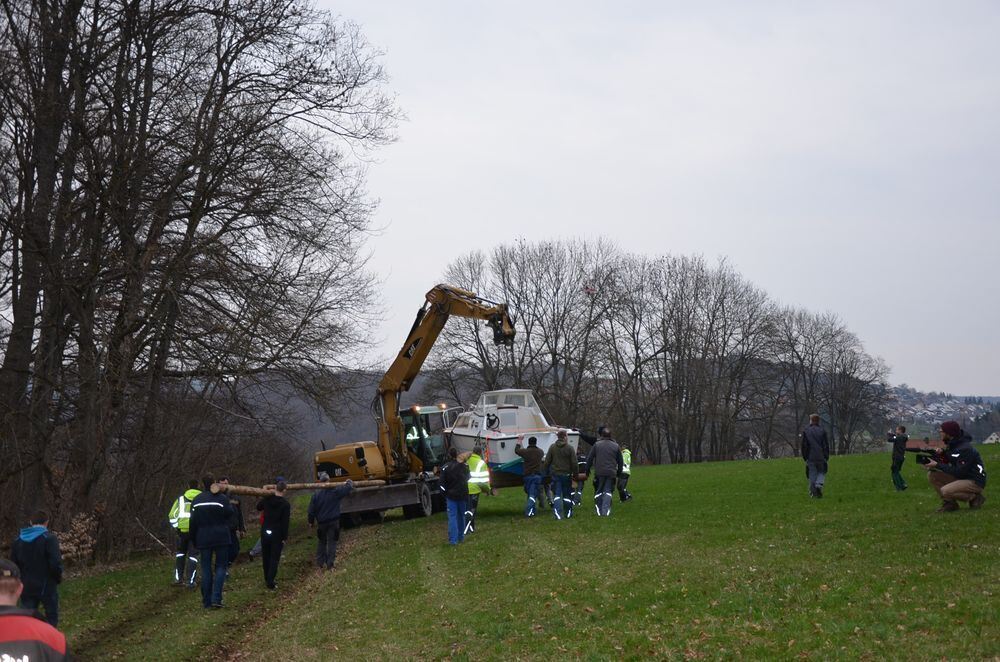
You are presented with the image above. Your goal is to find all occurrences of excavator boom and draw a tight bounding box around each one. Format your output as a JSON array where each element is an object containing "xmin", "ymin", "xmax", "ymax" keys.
[{"xmin": 376, "ymin": 284, "xmax": 515, "ymax": 476}]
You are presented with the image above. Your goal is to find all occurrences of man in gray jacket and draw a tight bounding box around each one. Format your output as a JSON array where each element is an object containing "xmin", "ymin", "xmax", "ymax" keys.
[
  {"xmin": 801, "ymin": 414, "xmax": 830, "ymax": 498},
  {"xmin": 585, "ymin": 426, "xmax": 624, "ymax": 517}
]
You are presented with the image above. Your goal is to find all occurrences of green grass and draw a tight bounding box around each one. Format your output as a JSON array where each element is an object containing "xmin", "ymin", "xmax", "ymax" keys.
[{"xmin": 60, "ymin": 449, "xmax": 999, "ymax": 660}]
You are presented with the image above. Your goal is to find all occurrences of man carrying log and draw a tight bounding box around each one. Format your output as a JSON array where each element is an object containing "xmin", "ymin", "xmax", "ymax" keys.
[{"xmin": 307, "ymin": 473, "xmax": 355, "ymax": 571}]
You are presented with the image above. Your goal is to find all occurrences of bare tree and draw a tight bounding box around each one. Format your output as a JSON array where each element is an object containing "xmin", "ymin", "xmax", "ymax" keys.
[{"xmin": 0, "ymin": 0, "xmax": 395, "ymax": 553}]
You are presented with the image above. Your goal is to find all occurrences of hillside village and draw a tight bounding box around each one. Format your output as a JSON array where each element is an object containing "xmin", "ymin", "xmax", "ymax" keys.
[{"xmin": 887, "ymin": 385, "xmax": 998, "ymax": 432}]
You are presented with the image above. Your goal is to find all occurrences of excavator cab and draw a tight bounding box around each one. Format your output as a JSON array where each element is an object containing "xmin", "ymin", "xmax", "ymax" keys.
[{"xmin": 401, "ymin": 404, "xmax": 459, "ymax": 472}]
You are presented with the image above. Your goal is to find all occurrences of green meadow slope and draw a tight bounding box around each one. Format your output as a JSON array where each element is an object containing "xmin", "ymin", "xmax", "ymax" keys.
[{"xmin": 60, "ymin": 447, "xmax": 998, "ymax": 660}]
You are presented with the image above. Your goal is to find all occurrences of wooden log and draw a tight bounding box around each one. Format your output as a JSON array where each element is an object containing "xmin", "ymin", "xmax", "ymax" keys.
[
  {"xmin": 211, "ymin": 480, "xmax": 386, "ymax": 497},
  {"xmin": 269, "ymin": 481, "xmax": 387, "ymax": 491}
]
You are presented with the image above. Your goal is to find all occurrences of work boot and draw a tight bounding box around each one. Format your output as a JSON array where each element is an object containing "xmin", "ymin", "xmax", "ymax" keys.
[
  {"xmin": 935, "ymin": 501, "xmax": 959, "ymax": 513},
  {"xmin": 969, "ymin": 493, "xmax": 986, "ymax": 510},
  {"xmin": 815, "ymin": 487, "xmax": 822, "ymax": 499}
]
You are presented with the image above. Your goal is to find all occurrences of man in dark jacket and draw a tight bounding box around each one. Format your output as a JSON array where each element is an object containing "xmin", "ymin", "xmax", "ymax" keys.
[
  {"xmin": 887, "ymin": 425, "xmax": 909, "ymax": 491},
  {"xmin": 0, "ymin": 559, "xmax": 68, "ymax": 661},
  {"xmin": 257, "ymin": 479, "xmax": 291, "ymax": 589},
  {"xmin": 219, "ymin": 476, "xmax": 246, "ymax": 569},
  {"xmin": 10, "ymin": 511, "xmax": 62, "ymax": 626},
  {"xmin": 925, "ymin": 420, "xmax": 987, "ymax": 513},
  {"xmin": 439, "ymin": 448, "xmax": 470, "ymax": 545},
  {"xmin": 515, "ymin": 436, "xmax": 545, "ymax": 517},
  {"xmin": 189, "ymin": 474, "xmax": 234, "ymax": 608},
  {"xmin": 801, "ymin": 414, "xmax": 830, "ymax": 498},
  {"xmin": 585, "ymin": 426, "xmax": 624, "ymax": 517},
  {"xmin": 544, "ymin": 430, "xmax": 579, "ymax": 520},
  {"xmin": 308, "ymin": 473, "xmax": 354, "ymax": 570}
]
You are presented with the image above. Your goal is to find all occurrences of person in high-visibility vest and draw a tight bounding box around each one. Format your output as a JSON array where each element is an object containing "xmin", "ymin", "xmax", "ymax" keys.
[
  {"xmin": 618, "ymin": 445, "xmax": 633, "ymax": 502},
  {"xmin": 168, "ymin": 479, "xmax": 202, "ymax": 586},
  {"xmin": 464, "ymin": 444, "xmax": 492, "ymax": 534}
]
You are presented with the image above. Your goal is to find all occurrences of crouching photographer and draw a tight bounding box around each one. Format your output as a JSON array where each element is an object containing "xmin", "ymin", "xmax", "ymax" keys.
[{"xmin": 922, "ymin": 420, "xmax": 987, "ymax": 513}]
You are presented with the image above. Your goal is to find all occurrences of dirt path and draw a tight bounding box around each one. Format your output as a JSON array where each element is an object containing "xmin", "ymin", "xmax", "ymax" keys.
[{"xmin": 215, "ymin": 526, "xmax": 373, "ymax": 661}]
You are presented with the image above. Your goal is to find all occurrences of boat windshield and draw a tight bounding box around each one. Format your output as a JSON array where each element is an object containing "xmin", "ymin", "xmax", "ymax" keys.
[{"xmin": 477, "ymin": 391, "xmax": 540, "ymax": 411}]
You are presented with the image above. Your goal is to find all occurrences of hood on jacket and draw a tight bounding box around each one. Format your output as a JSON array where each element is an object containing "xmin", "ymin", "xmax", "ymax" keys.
[
  {"xmin": 18, "ymin": 525, "xmax": 47, "ymax": 543},
  {"xmin": 947, "ymin": 433, "xmax": 973, "ymax": 450},
  {"xmin": 555, "ymin": 438, "xmax": 568, "ymax": 447}
]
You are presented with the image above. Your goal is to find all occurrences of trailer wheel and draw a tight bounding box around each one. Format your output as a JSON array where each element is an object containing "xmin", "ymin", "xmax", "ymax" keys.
[
  {"xmin": 431, "ymin": 492, "xmax": 446, "ymax": 514},
  {"xmin": 402, "ymin": 483, "xmax": 433, "ymax": 519}
]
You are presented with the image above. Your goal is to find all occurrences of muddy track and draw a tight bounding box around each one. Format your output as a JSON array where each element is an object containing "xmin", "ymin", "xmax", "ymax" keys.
[{"xmin": 71, "ymin": 527, "xmax": 308, "ymax": 658}]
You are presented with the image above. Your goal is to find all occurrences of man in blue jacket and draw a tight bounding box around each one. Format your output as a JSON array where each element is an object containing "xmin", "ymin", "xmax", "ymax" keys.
[
  {"xmin": 307, "ymin": 472, "xmax": 354, "ymax": 571},
  {"xmin": 189, "ymin": 475, "xmax": 234, "ymax": 608},
  {"xmin": 10, "ymin": 511, "xmax": 63, "ymax": 626}
]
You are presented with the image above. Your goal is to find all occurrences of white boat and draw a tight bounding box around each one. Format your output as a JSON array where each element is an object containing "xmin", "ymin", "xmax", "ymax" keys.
[{"xmin": 446, "ymin": 389, "xmax": 580, "ymax": 487}]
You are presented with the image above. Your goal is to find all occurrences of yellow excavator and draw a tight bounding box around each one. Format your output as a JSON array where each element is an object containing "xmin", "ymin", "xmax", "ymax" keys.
[{"xmin": 313, "ymin": 284, "xmax": 515, "ymax": 518}]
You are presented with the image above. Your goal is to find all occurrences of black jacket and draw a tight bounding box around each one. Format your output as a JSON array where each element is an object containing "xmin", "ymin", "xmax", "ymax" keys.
[
  {"xmin": 440, "ymin": 460, "xmax": 470, "ymax": 500},
  {"xmin": 887, "ymin": 433, "xmax": 908, "ymax": 461},
  {"xmin": 10, "ymin": 527, "xmax": 62, "ymax": 598},
  {"xmin": 257, "ymin": 494, "xmax": 291, "ymax": 541},
  {"xmin": 308, "ymin": 483, "xmax": 353, "ymax": 525},
  {"xmin": 935, "ymin": 435, "xmax": 987, "ymax": 487},
  {"xmin": 189, "ymin": 491, "xmax": 234, "ymax": 550},
  {"xmin": 801, "ymin": 424, "xmax": 830, "ymax": 463},
  {"xmin": 226, "ymin": 494, "xmax": 245, "ymax": 533}
]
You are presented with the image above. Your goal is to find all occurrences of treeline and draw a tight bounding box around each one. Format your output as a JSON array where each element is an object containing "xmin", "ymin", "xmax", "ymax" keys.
[
  {"xmin": 0, "ymin": 0, "xmax": 394, "ymax": 557},
  {"xmin": 425, "ymin": 239, "xmax": 891, "ymax": 464}
]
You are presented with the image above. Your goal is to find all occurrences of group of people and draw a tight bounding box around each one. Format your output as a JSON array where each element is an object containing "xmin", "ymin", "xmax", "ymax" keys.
[
  {"xmin": 166, "ymin": 472, "xmax": 356, "ymax": 609},
  {"xmin": 438, "ymin": 425, "xmax": 634, "ymax": 545},
  {"xmin": 801, "ymin": 416, "xmax": 988, "ymax": 511}
]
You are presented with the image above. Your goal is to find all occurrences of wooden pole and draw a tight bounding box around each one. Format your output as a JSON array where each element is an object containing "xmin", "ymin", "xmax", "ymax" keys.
[{"xmin": 211, "ymin": 480, "xmax": 386, "ymax": 497}]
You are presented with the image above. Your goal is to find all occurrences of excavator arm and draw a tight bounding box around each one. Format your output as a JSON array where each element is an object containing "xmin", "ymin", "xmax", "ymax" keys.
[{"xmin": 376, "ymin": 284, "xmax": 515, "ymax": 477}]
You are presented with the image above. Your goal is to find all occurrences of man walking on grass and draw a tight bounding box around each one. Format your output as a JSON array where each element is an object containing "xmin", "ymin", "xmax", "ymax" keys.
[
  {"xmin": 464, "ymin": 444, "xmax": 491, "ymax": 534},
  {"xmin": 440, "ymin": 448, "xmax": 470, "ymax": 545},
  {"xmin": 219, "ymin": 476, "xmax": 246, "ymax": 569},
  {"xmin": 544, "ymin": 430, "xmax": 578, "ymax": 519},
  {"xmin": 190, "ymin": 474, "xmax": 234, "ymax": 608},
  {"xmin": 10, "ymin": 511, "xmax": 63, "ymax": 627},
  {"xmin": 585, "ymin": 426, "xmax": 624, "ymax": 517},
  {"xmin": 515, "ymin": 436, "xmax": 545, "ymax": 517},
  {"xmin": 308, "ymin": 472, "xmax": 354, "ymax": 571},
  {"xmin": 168, "ymin": 479, "xmax": 202, "ymax": 587},
  {"xmin": 801, "ymin": 414, "xmax": 830, "ymax": 498},
  {"xmin": 257, "ymin": 478, "xmax": 291, "ymax": 589}
]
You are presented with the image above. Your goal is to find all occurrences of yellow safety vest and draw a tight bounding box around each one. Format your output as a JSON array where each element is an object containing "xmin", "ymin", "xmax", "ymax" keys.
[
  {"xmin": 168, "ymin": 488, "xmax": 202, "ymax": 532},
  {"xmin": 467, "ymin": 454, "xmax": 490, "ymax": 495}
]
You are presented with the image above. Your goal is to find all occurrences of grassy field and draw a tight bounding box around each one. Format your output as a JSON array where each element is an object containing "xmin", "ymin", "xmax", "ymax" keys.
[{"xmin": 59, "ymin": 447, "xmax": 998, "ymax": 660}]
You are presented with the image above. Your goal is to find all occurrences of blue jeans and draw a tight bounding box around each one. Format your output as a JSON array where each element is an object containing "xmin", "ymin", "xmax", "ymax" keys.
[
  {"xmin": 200, "ymin": 546, "xmax": 229, "ymax": 607},
  {"xmin": 523, "ymin": 474, "xmax": 542, "ymax": 517},
  {"xmin": 446, "ymin": 497, "xmax": 466, "ymax": 544},
  {"xmin": 594, "ymin": 475, "xmax": 616, "ymax": 516},
  {"xmin": 552, "ymin": 474, "xmax": 573, "ymax": 519},
  {"xmin": 807, "ymin": 461, "xmax": 827, "ymax": 495},
  {"xmin": 20, "ymin": 586, "xmax": 58, "ymax": 627}
]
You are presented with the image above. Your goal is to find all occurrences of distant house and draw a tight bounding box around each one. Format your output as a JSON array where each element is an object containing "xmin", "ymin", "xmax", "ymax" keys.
[{"xmin": 984, "ymin": 432, "xmax": 1000, "ymax": 445}]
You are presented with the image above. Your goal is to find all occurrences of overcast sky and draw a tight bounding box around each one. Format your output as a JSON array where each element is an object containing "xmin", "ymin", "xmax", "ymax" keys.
[{"xmin": 323, "ymin": 0, "xmax": 999, "ymax": 396}]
